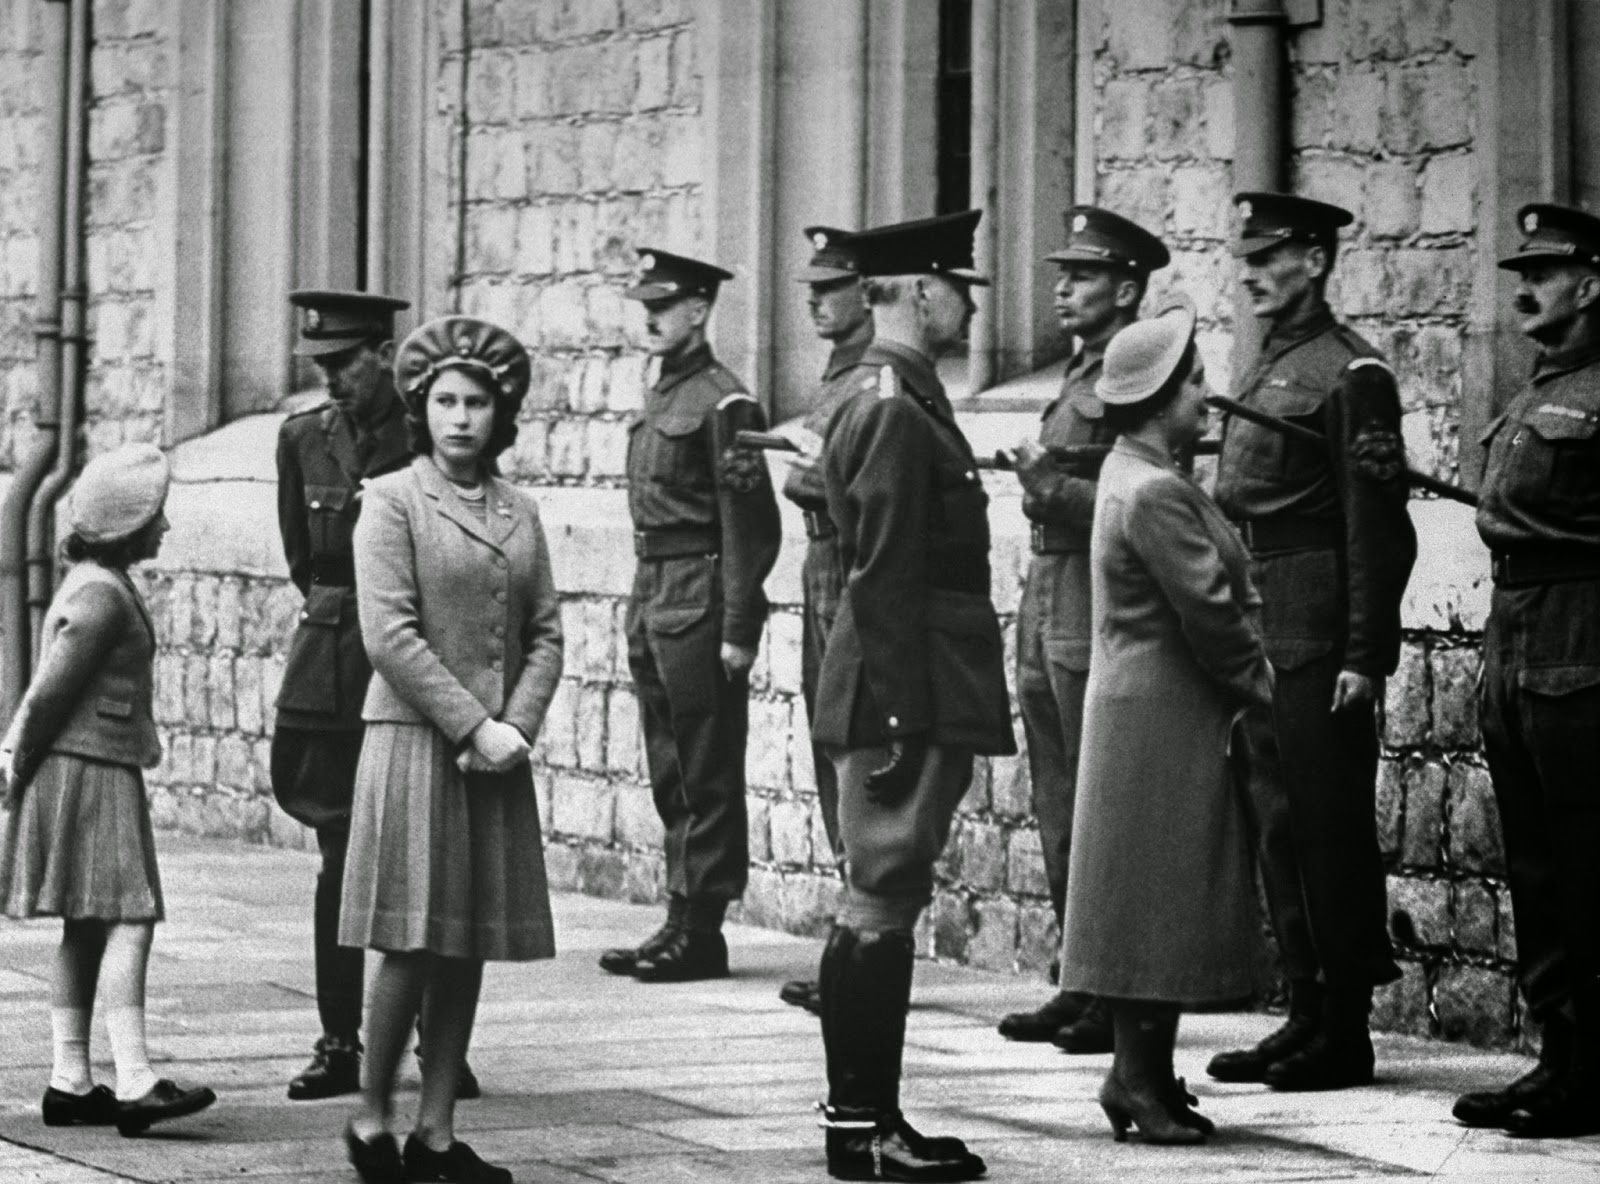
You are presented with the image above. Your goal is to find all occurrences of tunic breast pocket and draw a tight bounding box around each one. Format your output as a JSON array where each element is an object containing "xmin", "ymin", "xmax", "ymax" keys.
[
  {"xmin": 1253, "ymin": 387, "xmax": 1326, "ymax": 482},
  {"xmin": 933, "ymin": 459, "xmax": 988, "ymax": 529},
  {"xmin": 648, "ymin": 415, "xmax": 711, "ymax": 489},
  {"xmin": 305, "ymin": 483, "xmax": 354, "ymax": 553},
  {"xmin": 1515, "ymin": 405, "xmax": 1600, "ymax": 515}
]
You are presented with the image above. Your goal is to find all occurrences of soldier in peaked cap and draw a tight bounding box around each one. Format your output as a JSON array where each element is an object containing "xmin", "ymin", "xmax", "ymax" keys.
[
  {"xmin": 809, "ymin": 209, "xmax": 1011, "ymax": 1184},
  {"xmin": 1453, "ymin": 203, "xmax": 1600, "ymax": 1138},
  {"xmin": 274, "ymin": 291, "xmax": 477, "ymax": 1101},
  {"xmin": 600, "ymin": 249, "xmax": 782, "ymax": 984},
  {"xmin": 776, "ymin": 226, "xmax": 874, "ymax": 1017},
  {"xmin": 1207, "ymin": 193, "xmax": 1417, "ymax": 1093},
  {"xmin": 997, "ymin": 206, "xmax": 1169, "ymax": 1056}
]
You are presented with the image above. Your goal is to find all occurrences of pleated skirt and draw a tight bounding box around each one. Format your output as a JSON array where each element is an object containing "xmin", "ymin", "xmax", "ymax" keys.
[
  {"xmin": 339, "ymin": 722, "xmax": 555, "ymax": 962},
  {"xmin": 1, "ymin": 754, "xmax": 164, "ymax": 922}
]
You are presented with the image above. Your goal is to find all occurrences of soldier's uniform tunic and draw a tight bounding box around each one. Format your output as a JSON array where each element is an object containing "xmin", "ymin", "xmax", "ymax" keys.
[
  {"xmin": 1014, "ymin": 348, "xmax": 1115, "ymax": 923},
  {"xmin": 625, "ymin": 342, "xmax": 781, "ymax": 908},
  {"xmin": 272, "ymin": 395, "xmax": 410, "ymax": 1040},
  {"xmin": 813, "ymin": 342, "xmax": 1015, "ymax": 925},
  {"xmin": 1476, "ymin": 341, "xmax": 1600, "ymax": 1025},
  {"xmin": 782, "ymin": 331, "xmax": 872, "ymax": 859},
  {"xmin": 1214, "ymin": 307, "xmax": 1416, "ymax": 990}
]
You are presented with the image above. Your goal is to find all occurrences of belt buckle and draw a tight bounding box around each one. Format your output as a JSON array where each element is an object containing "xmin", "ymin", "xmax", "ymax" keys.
[{"xmin": 1030, "ymin": 523, "xmax": 1046, "ymax": 552}]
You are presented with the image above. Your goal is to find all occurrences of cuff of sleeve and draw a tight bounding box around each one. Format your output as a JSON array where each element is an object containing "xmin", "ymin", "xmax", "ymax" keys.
[
  {"xmin": 445, "ymin": 707, "xmax": 493, "ymax": 747},
  {"xmin": 722, "ymin": 618, "xmax": 764, "ymax": 650}
]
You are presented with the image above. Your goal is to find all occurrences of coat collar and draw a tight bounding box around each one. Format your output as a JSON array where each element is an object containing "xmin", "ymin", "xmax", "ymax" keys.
[
  {"xmin": 1532, "ymin": 337, "xmax": 1600, "ymax": 384},
  {"xmin": 410, "ymin": 455, "xmax": 520, "ymax": 552},
  {"xmin": 862, "ymin": 340, "xmax": 947, "ymax": 411},
  {"xmin": 822, "ymin": 323, "xmax": 873, "ymax": 381},
  {"xmin": 1113, "ymin": 433, "xmax": 1187, "ymax": 478},
  {"xmin": 1257, "ymin": 303, "xmax": 1337, "ymax": 365},
  {"xmin": 320, "ymin": 392, "xmax": 411, "ymax": 484},
  {"xmin": 654, "ymin": 341, "xmax": 716, "ymax": 395}
]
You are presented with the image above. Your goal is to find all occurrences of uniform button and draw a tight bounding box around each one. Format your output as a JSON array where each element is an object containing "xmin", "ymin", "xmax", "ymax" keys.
[
  {"xmin": 494, "ymin": 556, "xmax": 507, "ymax": 569},
  {"xmin": 310, "ymin": 500, "xmax": 322, "ymax": 509},
  {"xmin": 300, "ymin": 611, "xmax": 308, "ymax": 621},
  {"xmin": 887, "ymin": 715, "xmax": 899, "ymax": 728},
  {"xmin": 492, "ymin": 624, "xmax": 505, "ymax": 638},
  {"xmin": 491, "ymin": 658, "xmax": 503, "ymax": 671},
  {"xmin": 965, "ymin": 471, "xmax": 975, "ymax": 481},
  {"xmin": 495, "ymin": 590, "xmax": 507, "ymax": 603}
]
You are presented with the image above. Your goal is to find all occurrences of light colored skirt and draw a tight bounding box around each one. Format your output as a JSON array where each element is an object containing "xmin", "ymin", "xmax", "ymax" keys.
[
  {"xmin": 1, "ymin": 754, "xmax": 164, "ymax": 922},
  {"xmin": 339, "ymin": 722, "xmax": 555, "ymax": 961}
]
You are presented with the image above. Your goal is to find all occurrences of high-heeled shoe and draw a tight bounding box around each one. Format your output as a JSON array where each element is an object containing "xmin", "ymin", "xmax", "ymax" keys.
[
  {"xmin": 1098, "ymin": 1073, "xmax": 1205, "ymax": 1145},
  {"xmin": 1166, "ymin": 1077, "xmax": 1215, "ymax": 1136}
]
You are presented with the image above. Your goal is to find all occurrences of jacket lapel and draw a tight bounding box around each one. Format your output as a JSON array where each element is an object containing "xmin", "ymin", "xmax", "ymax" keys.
[
  {"xmin": 484, "ymin": 479, "xmax": 522, "ymax": 550},
  {"xmin": 321, "ymin": 407, "xmax": 363, "ymax": 487},
  {"xmin": 412, "ymin": 456, "xmax": 501, "ymax": 551}
]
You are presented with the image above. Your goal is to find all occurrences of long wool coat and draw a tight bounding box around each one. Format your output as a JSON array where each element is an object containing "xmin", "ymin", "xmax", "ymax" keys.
[{"xmin": 1059, "ymin": 436, "xmax": 1274, "ymax": 1004}]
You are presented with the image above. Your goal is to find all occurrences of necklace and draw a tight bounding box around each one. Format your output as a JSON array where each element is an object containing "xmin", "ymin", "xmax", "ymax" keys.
[{"xmin": 451, "ymin": 482, "xmax": 486, "ymax": 502}]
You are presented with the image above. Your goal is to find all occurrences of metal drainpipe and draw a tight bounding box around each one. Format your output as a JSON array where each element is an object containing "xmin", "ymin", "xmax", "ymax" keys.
[
  {"xmin": 1228, "ymin": 0, "xmax": 1288, "ymax": 390},
  {"xmin": 365, "ymin": 0, "xmax": 391, "ymax": 292},
  {"xmin": 25, "ymin": 0, "xmax": 91, "ymax": 655},
  {"xmin": 0, "ymin": 0, "xmax": 70, "ymax": 725},
  {"xmin": 967, "ymin": 0, "xmax": 1000, "ymax": 394}
]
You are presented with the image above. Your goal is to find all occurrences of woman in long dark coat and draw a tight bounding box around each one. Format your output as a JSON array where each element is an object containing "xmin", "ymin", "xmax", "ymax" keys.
[
  {"xmin": 339, "ymin": 316, "xmax": 563, "ymax": 1184},
  {"xmin": 1059, "ymin": 299, "xmax": 1274, "ymax": 1144}
]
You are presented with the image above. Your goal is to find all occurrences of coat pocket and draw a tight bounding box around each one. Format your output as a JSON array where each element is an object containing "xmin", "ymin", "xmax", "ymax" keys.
[
  {"xmin": 276, "ymin": 585, "xmax": 346, "ymax": 715},
  {"xmin": 645, "ymin": 602, "xmax": 720, "ymax": 715},
  {"xmin": 926, "ymin": 594, "xmax": 1008, "ymax": 737}
]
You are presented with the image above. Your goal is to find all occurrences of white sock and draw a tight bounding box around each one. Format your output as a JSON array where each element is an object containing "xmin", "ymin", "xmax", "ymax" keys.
[
  {"xmin": 105, "ymin": 1006, "xmax": 159, "ymax": 1101},
  {"xmin": 49, "ymin": 1007, "xmax": 93, "ymax": 1094}
]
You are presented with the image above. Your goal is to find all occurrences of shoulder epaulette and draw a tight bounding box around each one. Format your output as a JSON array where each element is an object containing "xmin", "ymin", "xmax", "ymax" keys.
[
  {"xmin": 1347, "ymin": 356, "xmax": 1394, "ymax": 376},
  {"xmin": 704, "ymin": 365, "xmax": 745, "ymax": 396},
  {"xmin": 716, "ymin": 391, "xmax": 756, "ymax": 410},
  {"xmin": 876, "ymin": 365, "xmax": 899, "ymax": 400}
]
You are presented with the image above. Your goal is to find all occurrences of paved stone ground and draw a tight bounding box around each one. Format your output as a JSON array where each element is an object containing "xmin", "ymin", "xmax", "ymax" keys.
[{"xmin": 0, "ymin": 835, "xmax": 1596, "ymax": 1183}]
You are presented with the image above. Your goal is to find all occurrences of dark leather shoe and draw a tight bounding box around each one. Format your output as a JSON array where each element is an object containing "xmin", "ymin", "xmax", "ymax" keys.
[
  {"xmin": 821, "ymin": 1105, "xmax": 986, "ymax": 1181},
  {"xmin": 41, "ymin": 1084, "xmax": 118, "ymax": 1126},
  {"xmin": 634, "ymin": 929, "xmax": 729, "ymax": 983},
  {"xmin": 599, "ymin": 919, "xmax": 681, "ymax": 976},
  {"xmin": 114, "ymin": 1079, "xmax": 217, "ymax": 1136},
  {"xmin": 1207, "ymin": 1012, "xmax": 1320, "ymax": 1083},
  {"xmin": 1503, "ymin": 1070, "xmax": 1600, "ymax": 1139},
  {"xmin": 1052, "ymin": 999, "xmax": 1113, "ymax": 1054},
  {"xmin": 344, "ymin": 1123, "xmax": 404, "ymax": 1184},
  {"xmin": 1453, "ymin": 1061, "xmax": 1563, "ymax": 1128},
  {"xmin": 780, "ymin": 978, "xmax": 822, "ymax": 1014},
  {"xmin": 1263, "ymin": 1030, "xmax": 1375, "ymax": 1091},
  {"xmin": 998, "ymin": 991, "xmax": 1086, "ymax": 1042},
  {"xmin": 288, "ymin": 1036, "xmax": 362, "ymax": 1100},
  {"xmin": 402, "ymin": 1134, "xmax": 512, "ymax": 1184}
]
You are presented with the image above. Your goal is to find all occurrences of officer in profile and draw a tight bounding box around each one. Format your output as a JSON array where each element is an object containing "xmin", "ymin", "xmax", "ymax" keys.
[
  {"xmin": 602, "ymin": 250, "xmax": 781, "ymax": 983},
  {"xmin": 810, "ymin": 210, "xmax": 1012, "ymax": 1183},
  {"xmin": 998, "ymin": 206, "xmax": 1169, "ymax": 1056},
  {"xmin": 274, "ymin": 291, "xmax": 474, "ymax": 1101},
  {"xmin": 1206, "ymin": 194, "xmax": 1416, "ymax": 1092},
  {"xmin": 777, "ymin": 226, "xmax": 873, "ymax": 1016},
  {"xmin": 1454, "ymin": 204, "xmax": 1600, "ymax": 1139}
]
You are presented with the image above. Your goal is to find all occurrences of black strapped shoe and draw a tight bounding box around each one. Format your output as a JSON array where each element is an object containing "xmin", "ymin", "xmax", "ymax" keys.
[
  {"xmin": 633, "ymin": 928, "xmax": 729, "ymax": 983},
  {"xmin": 598, "ymin": 917, "xmax": 682, "ymax": 976},
  {"xmin": 401, "ymin": 1134, "xmax": 513, "ymax": 1184},
  {"xmin": 288, "ymin": 1035, "xmax": 362, "ymax": 1100},
  {"xmin": 344, "ymin": 1123, "xmax": 404, "ymax": 1184},
  {"xmin": 1207, "ymin": 981, "xmax": 1323, "ymax": 1083},
  {"xmin": 780, "ymin": 978, "xmax": 824, "ymax": 1014},
  {"xmin": 819, "ymin": 1104, "xmax": 986, "ymax": 1182},
  {"xmin": 114, "ymin": 1079, "xmax": 217, "ymax": 1136},
  {"xmin": 41, "ymin": 1084, "xmax": 118, "ymax": 1126},
  {"xmin": 997, "ymin": 991, "xmax": 1087, "ymax": 1042}
]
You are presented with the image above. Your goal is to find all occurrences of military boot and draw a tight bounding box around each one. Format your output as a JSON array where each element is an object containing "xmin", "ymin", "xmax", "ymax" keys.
[
  {"xmin": 1263, "ymin": 986, "xmax": 1374, "ymax": 1092},
  {"xmin": 1453, "ymin": 1012, "xmax": 1570, "ymax": 1128},
  {"xmin": 1207, "ymin": 979, "xmax": 1322, "ymax": 1083},
  {"xmin": 779, "ymin": 978, "xmax": 823, "ymax": 1015},
  {"xmin": 633, "ymin": 927, "xmax": 730, "ymax": 983},
  {"xmin": 998, "ymin": 991, "xmax": 1088, "ymax": 1042},
  {"xmin": 599, "ymin": 897, "xmax": 686, "ymax": 975},
  {"xmin": 1505, "ymin": 988, "xmax": 1600, "ymax": 1139},
  {"xmin": 819, "ymin": 925, "xmax": 985, "ymax": 1182},
  {"xmin": 287, "ymin": 1035, "xmax": 362, "ymax": 1100},
  {"xmin": 1052, "ymin": 996, "xmax": 1114, "ymax": 1054}
]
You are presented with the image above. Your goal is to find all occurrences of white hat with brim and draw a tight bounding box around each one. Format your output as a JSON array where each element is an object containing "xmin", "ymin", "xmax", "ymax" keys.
[
  {"xmin": 67, "ymin": 443, "xmax": 171, "ymax": 544},
  {"xmin": 1095, "ymin": 296, "xmax": 1198, "ymax": 406}
]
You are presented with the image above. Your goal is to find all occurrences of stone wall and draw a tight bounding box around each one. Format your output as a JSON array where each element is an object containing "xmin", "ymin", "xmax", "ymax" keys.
[{"xmin": 0, "ymin": 0, "xmax": 44, "ymax": 469}]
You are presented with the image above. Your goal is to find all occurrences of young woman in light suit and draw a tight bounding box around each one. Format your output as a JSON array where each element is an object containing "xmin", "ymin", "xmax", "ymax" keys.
[
  {"xmin": 340, "ymin": 317, "xmax": 563, "ymax": 1184},
  {"xmin": 1059, "ymin": 299, "xmax": 1274, "ymax": 1145}
]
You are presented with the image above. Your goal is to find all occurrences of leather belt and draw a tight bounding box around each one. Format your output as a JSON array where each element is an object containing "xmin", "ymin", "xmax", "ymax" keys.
[
  {"xmin": 310, "ymin": 557, "xmax": 357, "ymax": 586},
  {"xmin": 1030, "ymin": 523, "xmax": 1089, "ymax": 556},
  {"xmin": 1491, "ymin": 546, "xmax": 1600, "ymax": 588},
  {"xmin": 802, "ymin": 510, "xmax": 837, "ymax": 541},
  {"xmin": 1228, "ymin": 515, "xmax": 1342, "ymax": 554},
  {"xmin": 634, "ymin": 528, "xmax": 719, "ymax": 560}
]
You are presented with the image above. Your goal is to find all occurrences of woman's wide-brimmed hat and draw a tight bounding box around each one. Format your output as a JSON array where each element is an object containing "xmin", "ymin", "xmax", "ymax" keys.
[
  {"xmin": 68, "ymin": 442, "xmax": 171, "ymax": 543},
  {"xmin": 1095, "ymin": 294, "xmax": 1198, "ymax": 406},
  {"xmin": 394, "ymin": 315, "xmax": 532, "ymax": 405}
]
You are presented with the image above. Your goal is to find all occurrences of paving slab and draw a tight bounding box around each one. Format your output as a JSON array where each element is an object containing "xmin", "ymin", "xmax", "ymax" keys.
[{"xmin": 0, "ymin": 833, "xmax": 1596, "ymax": 1183}]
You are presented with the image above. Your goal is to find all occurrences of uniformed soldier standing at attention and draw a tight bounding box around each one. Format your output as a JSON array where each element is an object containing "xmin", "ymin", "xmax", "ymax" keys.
[
  {"xmin": 997, "ymin": 206, "xmax": 1169, "ymax": 1056},
  {"xmin": 776, "ymin": 226, "xmax": 873, "ymax": 1016},
  {"xmin": 1452, "ymin": 204, "xmax": 1600, "ymax": 1139},
  {"xmin": 601, "ymin": 250, "xmax": 781, "ymax": 983},
  {"xmin": 811, "ymin": 210, "xmax": 1012, "ymax": 1183},
  {"xmin": 1207, "ymin": 194, "xmax": 1416, "ymax": 1092},
  {"xmin": 275, "ymin": 291, "xmax": 474, "ymax": 1100}
]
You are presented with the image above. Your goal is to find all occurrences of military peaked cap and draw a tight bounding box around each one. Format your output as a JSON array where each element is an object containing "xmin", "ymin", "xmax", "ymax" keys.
[
  {"xmin": 1046, "ymin": 206, "xmax": 1170, "ymax": 273},
  {"xmin": 1232, "ymin": 192, "xmax": 1354, "ymax": 258},
  {"xmin": 288, "ymin": 289, "xmax": 410, "ymax": 357},
  {"xmin": 850, "ymin": 209, "xmax": 990, "ymax": 286},
  {"xmin": 795, "ymin": 225, "xmax": 862, "ymax": 284},
  {"xmin": 394, "ymin": 315, "xmax": 532, "ymax": 405},
  {"xmin": 1499, "ymin": 203, "xmax": 1600, "ymax": 271},
  {"xmin": 624, "ymin": 248, "xmax": 735, "ymax": 302}
]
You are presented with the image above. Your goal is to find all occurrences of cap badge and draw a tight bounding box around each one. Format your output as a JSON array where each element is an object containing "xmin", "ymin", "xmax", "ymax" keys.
[
  {"xmin": 1524, "ymin": 211, "xmax": 1540, "ymax": 235},
  {"xmin": 1071, "ymin": 213, "xmax": 1088, "ymax": 234},
  {"xmin": 640, "ymin": 252, "xmax": 656, "ymax": 271},
  {"xmin": 456, "ymin": 335, "xmax": 472, "ymax": 356},
  {"xmin": 305, "ymin": 309, "xmax": 321, "ymax": 331},
  {"xmin": 812, "ymin": 231, "xmax": 829, "ymax": 251},
  {"xmin": 1238, "ymin": 200, "xmax": 1253, "ymax": 222}
]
